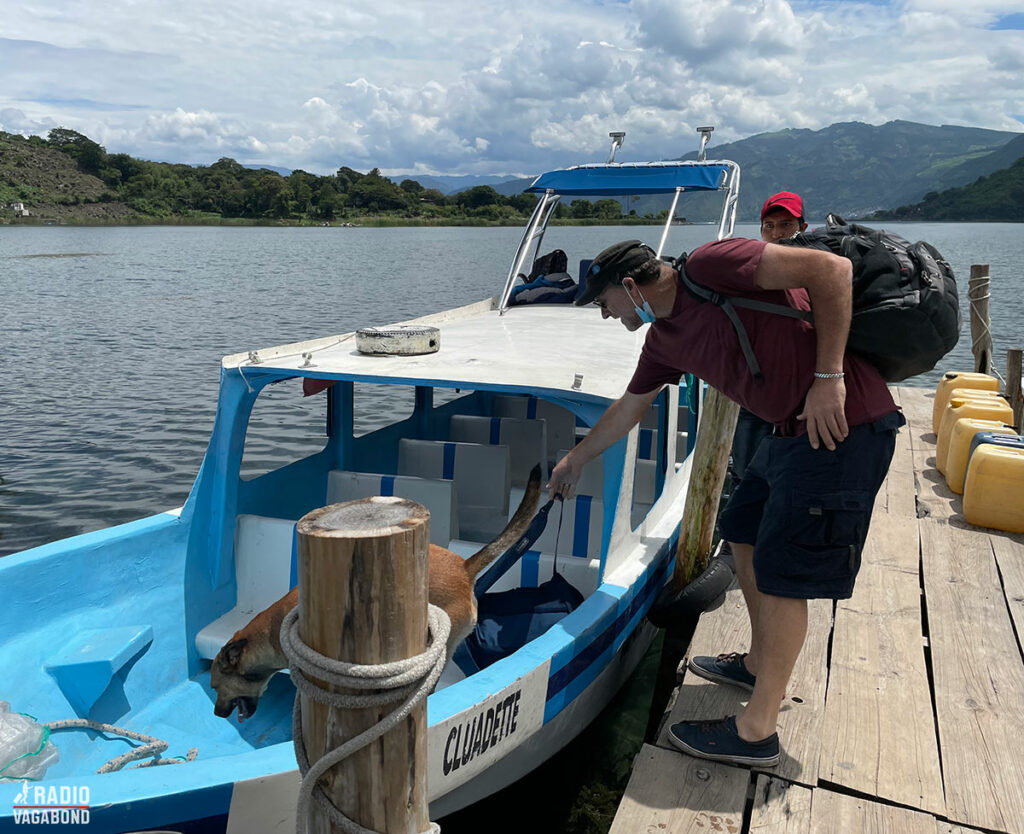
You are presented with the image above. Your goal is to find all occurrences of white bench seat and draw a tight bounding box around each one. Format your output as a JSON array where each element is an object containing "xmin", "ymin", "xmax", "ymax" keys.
[
  {"xmin": 492, "ymin": 395, "xmax": 576, "ymax": 470},
  {"xmin": 196, "ymin": 514, "xmax": 296, "ymax": 660},
  {"xmin": 399, "ymin": 438, "xmax": 510, "ymax": 542},
  {"xmin": 449, "ymin": 415, "xmax": 547, "ymax": 485}
]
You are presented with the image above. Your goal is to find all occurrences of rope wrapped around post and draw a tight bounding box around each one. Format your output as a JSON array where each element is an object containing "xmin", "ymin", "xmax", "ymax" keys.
[{"xmin": 281, "ymin": 603, "xmax": 450, "ymax": 834}]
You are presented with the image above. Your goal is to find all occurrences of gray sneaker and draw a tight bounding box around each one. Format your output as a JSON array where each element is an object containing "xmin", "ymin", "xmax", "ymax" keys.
[{"xmin": 687, "ymin": 652, "xmax": 756, "ymax": 692}]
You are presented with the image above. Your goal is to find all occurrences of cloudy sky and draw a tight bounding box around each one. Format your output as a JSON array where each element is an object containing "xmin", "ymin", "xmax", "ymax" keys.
[{"xmin": 2, "ymin": 0, "xmax": 1022, "ymax": 177}]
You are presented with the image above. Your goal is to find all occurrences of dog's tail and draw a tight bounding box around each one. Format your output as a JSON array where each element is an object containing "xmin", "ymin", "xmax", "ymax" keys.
[{"xmin": 462, "ymin": 463, "xmax": 543, "ymax": 582}]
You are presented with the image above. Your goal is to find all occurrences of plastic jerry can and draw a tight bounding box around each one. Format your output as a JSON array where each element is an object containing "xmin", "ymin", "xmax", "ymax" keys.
[
  {"xmin": 932, "ymin": 372, "xmax": 1000, "ymax": 433},
  {"xmin": 936, "ymin": 396, "xmax": 1014, "ymax": 474},
  {"xmin": 944, "ymin": 419, "xmax": 1015, "ymax": 494},
  {"xmin": 968, "ymin": 430, "xmax": 1024, "ymax": 464},
  {"xmin": 963, "ymin": 446, "xmax": 1024, "ymax": 533}
]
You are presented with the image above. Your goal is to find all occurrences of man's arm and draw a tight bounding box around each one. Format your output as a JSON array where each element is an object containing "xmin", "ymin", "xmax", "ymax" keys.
[
  {"xmin": 755, "ymin": 244, "xmax": 853, "ymax": 450},
  {"xmin": 547, "ymin": 387, "xmax": 662, "ymax": 499}
]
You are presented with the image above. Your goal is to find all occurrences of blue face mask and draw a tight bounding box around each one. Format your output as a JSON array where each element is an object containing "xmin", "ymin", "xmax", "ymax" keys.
[{"xmin": 626, "ymin": 284, "xmax": 656, "ymax": 323}]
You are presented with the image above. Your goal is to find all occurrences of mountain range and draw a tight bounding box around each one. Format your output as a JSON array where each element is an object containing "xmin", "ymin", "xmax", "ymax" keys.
[{"xmin": 406, "ymin": 120, "xmax": 1024, "ymax": 221}]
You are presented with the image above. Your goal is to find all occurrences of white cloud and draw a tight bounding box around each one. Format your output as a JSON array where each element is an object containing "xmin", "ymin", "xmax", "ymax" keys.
[{"xmin": 0, "ymin": 0, "xmax": 1020, "ymax": 175}]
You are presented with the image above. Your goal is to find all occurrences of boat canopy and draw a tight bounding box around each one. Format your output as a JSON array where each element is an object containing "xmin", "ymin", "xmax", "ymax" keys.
[{"xmin": 526, "ymin": 162, "xmax": 730, "ymax": 196}]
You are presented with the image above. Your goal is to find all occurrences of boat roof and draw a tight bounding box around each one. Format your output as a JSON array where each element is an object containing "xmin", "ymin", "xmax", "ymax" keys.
[
  {"xmin": 526, "ymin": 161, "xmax": 731, "ymax": 196},
  {"xmin": 223, "ymin": 300, "xmax": 647, "ymax": 403}
]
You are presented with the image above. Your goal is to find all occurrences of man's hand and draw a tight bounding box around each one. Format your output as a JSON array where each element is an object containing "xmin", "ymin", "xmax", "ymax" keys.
[
  {"xmin": 547, "ymin": 453, "xmax": 584, "ymax": 500},
  {"xmin": 797, "ymin": 377, "xmax": 848, "ymax": 450}
]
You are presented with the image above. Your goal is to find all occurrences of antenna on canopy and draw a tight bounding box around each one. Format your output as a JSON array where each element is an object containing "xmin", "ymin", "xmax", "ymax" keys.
[
  {"xmin": 696, "ymin": 126, "xmax": 714, "ymax": 161},
  {"xmin": 607, "ymin": 131, "xmax": 625, "ymax": 163}
]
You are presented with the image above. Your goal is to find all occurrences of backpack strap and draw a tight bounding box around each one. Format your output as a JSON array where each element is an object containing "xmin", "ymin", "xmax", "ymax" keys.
[{"xmin": 671, "ymin": 252, "xmax": 814, "ymax": 381}]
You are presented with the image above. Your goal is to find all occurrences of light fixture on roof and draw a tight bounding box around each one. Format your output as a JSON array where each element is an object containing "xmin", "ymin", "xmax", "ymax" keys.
[
  {"xmin": 607, "ymin": 131, "xmax": 626, "ymax": 163},
  {"xmin": 696, "ymin": 126, "xmax": 714, "ymax": 161}
]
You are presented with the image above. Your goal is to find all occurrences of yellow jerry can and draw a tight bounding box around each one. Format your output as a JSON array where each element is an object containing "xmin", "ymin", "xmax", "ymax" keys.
[
  {"xmin": 936, "ymin": 396, "xmax": 1014, "ymax": 474},
  {"xmin": 944, "ymin": 418, "xmax": 1015, "ymax": 494},
  {"xmin": 932, "ymin": 372, "xmax": 1000, "ymax": 433},
  {"xmin": 963, "ymin": 446, "xmax": 1024, "ymax": 533}
]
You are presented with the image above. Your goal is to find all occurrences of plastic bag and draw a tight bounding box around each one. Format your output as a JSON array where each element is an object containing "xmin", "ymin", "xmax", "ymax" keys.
[{"xmin": 0, "ymin": 701, "xmax": 59, "ymax": 781}]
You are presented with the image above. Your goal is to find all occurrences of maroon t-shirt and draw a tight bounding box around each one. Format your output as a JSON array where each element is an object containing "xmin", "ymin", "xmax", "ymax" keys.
[{"xmin": 627, "ymin": 237, "xmax": 897, "ymax": 435}]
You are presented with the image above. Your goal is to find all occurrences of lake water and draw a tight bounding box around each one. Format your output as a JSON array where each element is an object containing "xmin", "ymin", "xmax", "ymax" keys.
[
  {"xmin": 1, "ymin": 222, "xmax": 1021, "ymax": 558},
  {"xmin": 1, "ymin": 221, "xmax": 1021, "ymax": 833}
]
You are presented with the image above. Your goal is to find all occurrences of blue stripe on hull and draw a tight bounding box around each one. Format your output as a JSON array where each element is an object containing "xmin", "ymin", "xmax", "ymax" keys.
[{"xmin": 544, "ymin": 544, "xmax": 671, "ymax": 719}]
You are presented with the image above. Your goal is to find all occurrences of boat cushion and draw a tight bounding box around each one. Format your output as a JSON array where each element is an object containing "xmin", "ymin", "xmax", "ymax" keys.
[
  {"xmin": 492, "ymin": 395, "xmax": 577, "ymax": 470},
  {"xmin": 398, "ymin": 439, "xmax": 510, "ymax": 541},
  {"xmin": 449, "ymin": 415, "xmax": 547, "ymax": 485}
]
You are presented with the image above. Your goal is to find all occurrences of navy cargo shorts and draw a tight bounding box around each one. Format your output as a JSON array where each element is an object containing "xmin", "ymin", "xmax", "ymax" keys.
[{"xmin": 717, "ymin": 410, "xmax": 905, "ymax": 600}]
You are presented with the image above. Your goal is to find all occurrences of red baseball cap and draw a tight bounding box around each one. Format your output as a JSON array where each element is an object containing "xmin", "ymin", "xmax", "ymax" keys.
[{"xmin": 761, "ymin": 191, "xmax": 803, "ymax": 221}]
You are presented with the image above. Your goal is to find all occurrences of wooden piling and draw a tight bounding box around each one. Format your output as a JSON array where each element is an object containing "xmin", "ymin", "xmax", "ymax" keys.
[
  {"xmin": 296, "ymin": 496, "xmax": 431, "ymax": 834},
  {"xmin": 672, "ymin": 387, "xmax": 740, "ymax": 588},
  {"xmin": 1008, "ymin": 348, "xmax": 1023, "ymax": 431},
  {"xmin": 968, "ymin": 264, "xmax": 993, "ymax": 375},
  {"xmin": 646, "ymin": 386, "xmax": 739, "ymax": 740}
]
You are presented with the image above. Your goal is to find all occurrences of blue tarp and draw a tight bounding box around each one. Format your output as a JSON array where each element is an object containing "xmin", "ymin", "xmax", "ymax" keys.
[{"xmin": 527, "ymin": 162, "xmax": 729, "ymax": 196}]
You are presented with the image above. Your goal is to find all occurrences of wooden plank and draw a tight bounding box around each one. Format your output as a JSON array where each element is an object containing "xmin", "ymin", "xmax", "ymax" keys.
[
  {"xmin": 819, "ymin": 539, "xmax": 943, "ymax": 813},
  {"xmin": 809, "ymin": 787, "xmax": 937, "ymax": 833},
  {"xmin": 861, "ymin": 509, "xmax": 921, "ymax": 575},
  {"xmin": 899, "ymin": 386, "xmax": 958, "ymax": 522},
  {"xmin": 875, "ymin": 388, "xmax": 919, "ymax": 519},
  {"xmin": 991, "ymin": 532, "xmax": 1024, "ymax": 647},
  {"xmin": 658, "ymin": 587, "xmax": 833, "ymax": 786},
  {"xmin": 608, "ymin": 743, "xmax": 748, "ymax": 834},
  {"xmin": 750, "ymin": 775, "xmax": 812, "ymax": 833},
  {"xmin": 920, "ymin": 519, "xmax": 1024, "ymax": 832}
]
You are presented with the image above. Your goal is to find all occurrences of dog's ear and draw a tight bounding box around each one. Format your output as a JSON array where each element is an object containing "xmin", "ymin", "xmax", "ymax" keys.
[{"xmin": 222, "ymin": 638, "xmax": 248, "ymax": 668}]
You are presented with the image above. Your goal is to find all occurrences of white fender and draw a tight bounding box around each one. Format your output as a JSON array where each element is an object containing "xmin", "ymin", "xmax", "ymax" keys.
[{"xmin": 355, "ymin": 325, "xmax": 441, "ymax": 356}]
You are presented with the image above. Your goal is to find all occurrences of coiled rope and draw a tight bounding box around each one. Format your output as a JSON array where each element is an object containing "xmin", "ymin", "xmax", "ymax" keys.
[
  {"xmin": 45, "ymin": 720, "xmax": 197, "ymax": 773},
  {"xmin": 280, "ymin": 603, "xmax": 450, "ymax": 834}
]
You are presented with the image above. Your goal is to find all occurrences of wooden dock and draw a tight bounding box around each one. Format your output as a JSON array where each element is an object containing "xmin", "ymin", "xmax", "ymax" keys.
[{"xmin": 610, "ymin": 386, "xmax": 1024, "ymax": 834}]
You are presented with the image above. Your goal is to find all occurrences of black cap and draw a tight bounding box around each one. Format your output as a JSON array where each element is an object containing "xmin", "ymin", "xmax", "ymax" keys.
[{"xmin": 574, "ymin": 240, "xmax": 657, "ymax": 306}]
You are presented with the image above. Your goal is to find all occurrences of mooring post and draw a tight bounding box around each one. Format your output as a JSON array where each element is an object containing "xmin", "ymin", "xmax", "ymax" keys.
[
  {"xmin": 969, "ymin": 264, "xmax": 993, "ymax": 375},
  {"xmin": 1008, "ymin": 348, "xmax": 1023, "ymax": 431},
  {"xmin": 646, "ymin": 385, "xmax": 738, "ymax": 740},
  {"xmin": 296, "ymin": 496, "xmax": 431, "ymax": 834},
  {"xmin": 672, "ymin": 387, "xmax": 740, "ymax": 588}
]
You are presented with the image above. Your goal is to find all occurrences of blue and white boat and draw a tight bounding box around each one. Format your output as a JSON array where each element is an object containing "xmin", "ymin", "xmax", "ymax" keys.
[{"xmin": 0, "ymin": 132, "xmax": 740, "ymax": 833}]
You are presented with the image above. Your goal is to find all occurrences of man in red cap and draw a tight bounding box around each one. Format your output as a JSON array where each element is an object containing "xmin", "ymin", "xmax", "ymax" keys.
[
  {"xmin": 730, "ymin": 191, "xmax": 811, "ymax": 511},
  {"xmin": 759, "ymin": 191, "xmax": 807, "ymax": 243}
]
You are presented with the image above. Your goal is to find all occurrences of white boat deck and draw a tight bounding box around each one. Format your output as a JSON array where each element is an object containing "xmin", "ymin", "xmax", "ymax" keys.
[{"xmin": 222, "ymin": 299, "xmax": 649, "ymax": 402}]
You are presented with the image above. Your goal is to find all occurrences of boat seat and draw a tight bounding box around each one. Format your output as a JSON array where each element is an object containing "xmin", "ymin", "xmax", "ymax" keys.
[
  {"xmin": 327, "ymin": 470, "xmax": 458, "ymax": 546},
  {"xmin": 492, "ymin": 395, "xmax": 576, "ymax": 470},
  {"xmin": 636, "ymin": 428, "xmax": 689, "ymax": 463},
  {"xmin": 449, "ymin": 415, "xmax": 547, "ymax": 484},
  {"xmin": 195, "ymin": 514, "xmax": 297, "ymax": 660},
  {"xmin": 398, "ymin": 439, "xmax": 510, "ymax": 542},
  {"xmin": 45, "ymin": 625, "xmax": 154, "ymax": 716},
  {"xmin": 532, "ymin": 494, "xmax": 604, "ymax": 560}
]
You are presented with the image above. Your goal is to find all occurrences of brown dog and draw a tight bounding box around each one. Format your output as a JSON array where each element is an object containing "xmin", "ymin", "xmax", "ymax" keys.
[{"xmin": 211, "ymin": 464, "xmax": 542, "ymax": 721}]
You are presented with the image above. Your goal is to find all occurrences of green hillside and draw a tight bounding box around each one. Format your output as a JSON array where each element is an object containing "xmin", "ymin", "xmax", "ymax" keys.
[
  {"xmin": 0, "ymin": 129, "xmax": 611, "ymax": 226},
  {"xmin": 676, "ymin": 120, "xmax": 1022, "ymax": 220},
  {"xmin": 872, "ymin": 155, "xmax": 1024, "ymax": 221}
]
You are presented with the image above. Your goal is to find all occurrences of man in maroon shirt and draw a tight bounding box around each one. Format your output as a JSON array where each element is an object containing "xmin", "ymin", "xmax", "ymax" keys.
[{"xmin": 548, "ymin": 236, "xmax": 903, "ymax": 767}]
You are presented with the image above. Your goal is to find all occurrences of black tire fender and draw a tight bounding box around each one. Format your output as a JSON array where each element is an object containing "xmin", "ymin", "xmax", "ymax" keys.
[{"xmin": 646, "ymin": 554, "xmax": 735, "ymax": 629}]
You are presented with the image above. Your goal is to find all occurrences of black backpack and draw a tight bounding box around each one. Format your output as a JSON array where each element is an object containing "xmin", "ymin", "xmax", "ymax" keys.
[{"xmin": 674, "ymin": 215, "xmax": 961, "ymax": 382}]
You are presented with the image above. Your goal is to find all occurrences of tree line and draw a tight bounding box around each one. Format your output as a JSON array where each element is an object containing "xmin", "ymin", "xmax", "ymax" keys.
[{"xmin": 14, "ymin": 127, "xmax": 655, "ymax": 223}]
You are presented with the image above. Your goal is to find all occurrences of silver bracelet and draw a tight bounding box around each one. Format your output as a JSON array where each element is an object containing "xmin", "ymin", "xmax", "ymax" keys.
[{"xmin": 813, "ymin": 371, "xmax": 845, "ymax": 379}]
